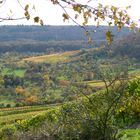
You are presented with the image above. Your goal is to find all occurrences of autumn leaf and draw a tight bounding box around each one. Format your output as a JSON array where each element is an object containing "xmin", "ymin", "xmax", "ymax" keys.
[
  {"xmin": 88, "ymin": 36, "xmax": 93, "ymax": 44},
  {"xmin": 73, "ymin": 4, "xmax": 82, "ymax": 14},
  {"xmin": 25, "ymin": 95, "xmax": 39, "ymax": 103},
  {"xmin": 25, "ymin": 4, "xmax": 29, "ymax": 11},
  {"xmin": 84, "ymin": 31, "xmax": 89, "ymax": 36},
  {"xmin": 106, "ymin": 30, "xmax": 114, "ymax": 45},
  {"xmin": 34, "ymin": 17, "xmax": 40, "ymax": 23},
  {"xmin": 130, "ymin": 22, "xmax": 138, "ymax": 30},
  {"xmin": 62, "ymin": 13, "xmax": 69, "ymax": 22},
  {"xmin": 24, "ymin": 11, "xmax": 30, "ymax": 20},
  {"xmin": 40, "ymin": 19, "xmax": 44, "ymax": 26}
]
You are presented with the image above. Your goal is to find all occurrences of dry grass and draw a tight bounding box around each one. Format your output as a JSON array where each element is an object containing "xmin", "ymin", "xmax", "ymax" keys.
[{"xmin": 22, "ymin": 51, "xmax": 80, "ymax": 64}]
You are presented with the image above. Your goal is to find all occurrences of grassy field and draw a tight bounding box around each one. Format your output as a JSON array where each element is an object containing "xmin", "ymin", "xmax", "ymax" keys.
[
  {"xmin": 84, "ymin": 68, "xmax": 140, "ymax": 88},
  {"xmin": 129, "ymin": 69, "xmax": 140, "ymax": 78},
  {"xmin": 22, "ymin": 51, "xmax": 80, "ymax": 64},
  {"xmin": 0, "ymin": 98, "xmax": 15, "ymax": 107},
  {"xmin": 0, "ymin": 110, "xmax": 47, "ymax": 126},
  {"xmin": 2, "ymin": 68, "xmax": 26, "ymax": 77},
  {"xmin": 0, "ymin": 104, "xmax": 59, "ymax": 126},
  {"xmin": 117, "ymin": 129, "xmax": 140, "ymax": 140},
  {"xmin": 86, "ymin": 80, "xmax": 106, "ymax": 88}
]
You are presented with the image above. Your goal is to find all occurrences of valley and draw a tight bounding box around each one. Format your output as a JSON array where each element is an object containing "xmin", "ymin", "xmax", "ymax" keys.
[{"xmin": 0, "ymin": 26, "xmax": 139, "ymax": 140}]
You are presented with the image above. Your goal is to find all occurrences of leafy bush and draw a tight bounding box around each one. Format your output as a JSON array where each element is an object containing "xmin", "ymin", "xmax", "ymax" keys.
[
  {"xmin": 115, "ymin": 78, "xmax": 140, "ymax": 127},
  {"xmin": 0, "ymin": 125, "xmax": 16, "ymax": 140},
  {"xmin": 116, "ymin": 129, "xmax": 140, "ymax": 140},
  {"xmin": 1, "ymin": 79, "xmax": 140, "ymax": 140}
]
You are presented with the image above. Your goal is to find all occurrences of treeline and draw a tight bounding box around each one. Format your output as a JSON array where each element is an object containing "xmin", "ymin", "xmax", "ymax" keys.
[
  {"xmin": 0, "ymin": 40, "xmax": 87, "ymax": 53},
  {"xmin": 0, "ymin": 25, "xmax": 132, "ymax": 53},
  {"xmin": 81, "ymin": 32, "xmax": 140, "ymax": 60},
  {"xmin": 112, "ymin": 32, "xmax": 140, "ymax": 60},
  {"xmin": 0, "ymin": 25, "xmax": 131, "ymax": 41}
]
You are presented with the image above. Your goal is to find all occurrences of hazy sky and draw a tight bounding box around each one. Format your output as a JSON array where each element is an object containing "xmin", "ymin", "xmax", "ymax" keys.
[{"xmin": 0, "ymin": 0, "xmax": 139, "ymax": 25}]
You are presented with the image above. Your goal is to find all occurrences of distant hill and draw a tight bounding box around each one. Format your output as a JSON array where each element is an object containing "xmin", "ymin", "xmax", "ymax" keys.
[
  {"xmin": 0, "ymin": 25, "xmax": 132, "ymax": 41},
  {"xmin": 0, "ymin": 25, "xmax": 133, "ymax": 53}
]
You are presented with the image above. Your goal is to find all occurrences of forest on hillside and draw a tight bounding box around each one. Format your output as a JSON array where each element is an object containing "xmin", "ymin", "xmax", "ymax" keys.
[{"xmin": 0, "ymin": 25, "xmax": 133, "ymax": 53}]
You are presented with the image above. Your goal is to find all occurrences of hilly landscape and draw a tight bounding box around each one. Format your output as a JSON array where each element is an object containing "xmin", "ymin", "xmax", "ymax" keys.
[
  {"xmin": 0, "ymin": 25, "xmax": 133, "ymax": 53},
  {"xmin": 0, "ymin": 26, "xmax": 139, "ymax": 140}
]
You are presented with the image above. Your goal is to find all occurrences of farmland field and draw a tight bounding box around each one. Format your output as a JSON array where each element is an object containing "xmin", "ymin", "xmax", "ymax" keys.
[
  {"xmin": 0, "ymin": 104, "xmax": 60, "ymax": 126},
  {"xmin": 0, "ymin": 110, "xmax": 46, "ymax": 126},
  {"xmin": 22, "ymin": 50, "xmax": 80, "ymax": 64},
  {"xmin": 2, "ymin": 68, "xmax": 26, "ymax": 77}
]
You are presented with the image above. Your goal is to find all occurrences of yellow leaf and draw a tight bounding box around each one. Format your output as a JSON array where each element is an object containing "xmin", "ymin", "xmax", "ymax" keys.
[
  {"xmin": 73, "ymin": 5, "xmax": 81, "ymax": 13},
  {"xmin": 130, "ymin": 22, "xmax": 138, "ymax": 30},
  {"xmin": 24, "ymin": 11, "xmax": 30, "ymax": 20},
  {"xmin": 106, "ymin": 30, "xmax": 114, "ymax": 45},
  {"xmin": 88, "ymin": 36, "xmax": 93, "ymax": 44}
]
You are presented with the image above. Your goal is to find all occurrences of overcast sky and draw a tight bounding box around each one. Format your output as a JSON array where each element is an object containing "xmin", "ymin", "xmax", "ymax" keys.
[{"xmin": 0, "ymin": 0, "xmax": 139, "ymax": 25}]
